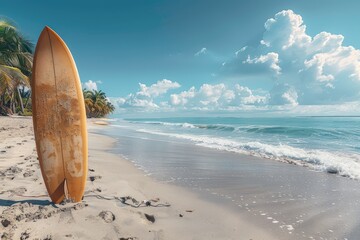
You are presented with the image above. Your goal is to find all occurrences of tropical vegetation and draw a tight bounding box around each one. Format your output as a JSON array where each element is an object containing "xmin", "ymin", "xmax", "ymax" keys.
[
  {"xmin": 0, "ymin": 19, "xmax": 33, "ymax": 115},
  {"xmin": 83, "ymin": 89, "xmax": 115, "ymax": 118},
  {"xmin": 0, "ymin": 18, "xmax": 116, "ymax": 117}
]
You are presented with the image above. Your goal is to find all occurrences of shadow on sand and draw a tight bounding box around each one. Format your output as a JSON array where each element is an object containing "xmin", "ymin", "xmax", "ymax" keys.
[{"xmin": 0, "ymin": 198, "xmax": 57, "ymax": 207}]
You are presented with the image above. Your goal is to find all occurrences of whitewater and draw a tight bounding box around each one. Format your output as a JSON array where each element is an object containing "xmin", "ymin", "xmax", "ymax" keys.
[{"xmin": 119, "ymin": 117, "xmax": 360, "ymax": 180}]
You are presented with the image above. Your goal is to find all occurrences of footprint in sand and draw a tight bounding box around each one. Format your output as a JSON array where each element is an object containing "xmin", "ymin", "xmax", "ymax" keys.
[
  {"xmin": 89, "ymin": 176, "xmax": 102, "ymax": 182},
  {"xmin": 7, "ymin": 166, "xmax": 23, "ymax": 174},
  {"xmin": 23, "ymin": 169, "xmax": 35, "ymax": 178},
  {"xmin": 26, "ymin": 163, "xmax": 40, "ymax": 169},
  {"xmin": 20, "ymin": 230, "xmax": 30, "ymax": 240},
  {"xmin": 59, "ymin": 210, "xmax": 75, "ymax": 224},
  {"xmin": 12, "ymin": 187, "xmax": 28, "ymax": 195},
  {"xmin": 0, "ymin": 166, "xmax": 23, "ymax": 180},
  {"xmin": 98, "ymin": 211, "xmax": 115, "ymax": 223}
]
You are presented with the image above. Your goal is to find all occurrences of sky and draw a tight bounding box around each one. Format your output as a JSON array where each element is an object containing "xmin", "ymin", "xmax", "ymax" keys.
[{"xmin": 2, "ymin": 0, "xmax": 360, "ymax": 117}]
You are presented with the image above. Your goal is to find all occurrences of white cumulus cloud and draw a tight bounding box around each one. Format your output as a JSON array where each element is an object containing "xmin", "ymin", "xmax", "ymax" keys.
[
  {"xmin": 263, "ymin": 10, "xmax": 311, "ymax": 51},
  {"xmin": 224, "ymin": 9, "xmax": 360, "ymax": 106},
  {"xmin": 138, "ymin": 79, "xmax": 180, "ymax": 97},
  {"xmin": 269, "ymin": 84, "xmax": 298, "ymax": 106},
  {"xmin": 84, "ymin": 80, "xmax": 98, "ymax": 91},
  {"xmin": 170, "ymin": 83, "xmax": 267, "ymax": 110},
  {"xmin": 115, "ymin": 79, "xmax": 180, "ymax": 111},
  {"xmin": 170, "ymin": 86, "xmax": 196, "ymax": 106},
  {"xmin": 244, "ymin": 52, "xmax": 281, "ymax": 75}
]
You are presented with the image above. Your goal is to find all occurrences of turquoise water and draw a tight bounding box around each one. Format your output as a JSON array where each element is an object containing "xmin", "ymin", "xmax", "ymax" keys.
[
  {"xmin": 101, "ymin": 116, "xmax": 360, "ymax": 238},
  {"xmin": 112, "ymin": 116, "xmax": 360, "ymax": 179}
]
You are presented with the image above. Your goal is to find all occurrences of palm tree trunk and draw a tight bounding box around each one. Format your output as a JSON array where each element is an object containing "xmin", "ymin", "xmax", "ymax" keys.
[
  {"xmin": 16, "ymin": 87, "xmax": 24, "ymax": 113},
  {"xmin": 11, "ymin": 95, "xmax": 15, "ymax": 114},
  {"xmin": 24, "ymin": 90, "xmax": 31, "ymax": 109}
]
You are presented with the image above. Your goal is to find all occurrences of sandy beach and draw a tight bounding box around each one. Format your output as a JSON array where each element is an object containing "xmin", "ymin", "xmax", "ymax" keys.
[
  {"xmin": 0, "ymin": 116, "xmax": 273, "ymax": 240},
  {"xmin": 2, "ymin": 116, "xmax": 360, "ymax": 239}
]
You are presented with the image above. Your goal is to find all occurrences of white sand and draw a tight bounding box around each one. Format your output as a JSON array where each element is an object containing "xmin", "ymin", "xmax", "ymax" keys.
[{"xmin": 0, "ymin": 116, "xmax": 274, "ymax": 239}]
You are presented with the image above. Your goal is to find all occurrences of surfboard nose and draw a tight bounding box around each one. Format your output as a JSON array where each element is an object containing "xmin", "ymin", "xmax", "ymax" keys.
[
  {"xmin": 41, "ymin": 26, "xmax": 50, "ymax": 34},
  {"xmin": 42, "ymin": 26, "xmax": 56, "ymax": 36},
  {"xmin": 37, "ymin": 26, "xmax": 53, "ymax": 44}
]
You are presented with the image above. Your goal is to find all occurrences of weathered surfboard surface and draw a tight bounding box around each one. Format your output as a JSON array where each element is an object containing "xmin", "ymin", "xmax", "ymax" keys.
[{"xmin": 31, "ymin": 26, "xmax": 88, "ymax": 203}]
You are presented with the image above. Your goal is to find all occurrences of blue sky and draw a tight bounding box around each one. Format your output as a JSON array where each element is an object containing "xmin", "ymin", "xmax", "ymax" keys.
[{"xmin": 2, "ymin": 0, "xmax": 360, "ymax": 116}]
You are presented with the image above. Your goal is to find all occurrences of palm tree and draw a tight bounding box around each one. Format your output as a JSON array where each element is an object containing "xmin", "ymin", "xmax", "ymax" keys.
[
  {"xmin": 0, "ymin": 65, "xmax": 29, "ymax": 114},
  {"xmin": 83, "ymin": 89, "xmax": 115, "ymax": 118},
  {"xmin": 0, "ymin": 19, "xmax": 33, "ymax": 115}
]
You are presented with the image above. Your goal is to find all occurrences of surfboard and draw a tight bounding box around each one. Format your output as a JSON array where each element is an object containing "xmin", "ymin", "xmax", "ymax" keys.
[{"xmin": 31, "ymin": 26, "xmax": 88, "ymax": 203}]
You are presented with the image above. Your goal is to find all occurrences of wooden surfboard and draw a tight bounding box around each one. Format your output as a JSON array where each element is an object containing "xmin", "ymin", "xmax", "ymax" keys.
[{"xmin": 31, "ymin": 26, "xmax": 88, "ymax": 203}]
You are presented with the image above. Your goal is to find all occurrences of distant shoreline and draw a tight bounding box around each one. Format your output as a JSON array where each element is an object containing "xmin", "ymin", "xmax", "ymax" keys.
[{"xmin": 300, "ymin": 115, "xmax": 360, "ymax": 118}]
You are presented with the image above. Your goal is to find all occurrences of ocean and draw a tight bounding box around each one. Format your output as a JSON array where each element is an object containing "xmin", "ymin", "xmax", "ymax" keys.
[
  {"xmin": 110, "ymin": 116, "xmax": 360, "ymax": 180},
  {"xmin": 96, "ymin": 116, "xmax": 360, "ymax": 238}
]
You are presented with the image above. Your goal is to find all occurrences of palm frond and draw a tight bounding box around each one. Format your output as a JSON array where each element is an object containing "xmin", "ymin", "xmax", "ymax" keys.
[
  {"xmin": 0, "ymin": 64, "xmax": 29, "ymax": 97},
  {"xmin": 82, "ymin": 88, "xmax": 115, "ymax": 118}
]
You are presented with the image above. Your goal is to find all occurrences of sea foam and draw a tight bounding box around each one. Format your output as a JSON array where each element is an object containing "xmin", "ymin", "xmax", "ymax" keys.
[{"xmin": 136, "ymin": 128, "xmax": 360, "ymax": 180}]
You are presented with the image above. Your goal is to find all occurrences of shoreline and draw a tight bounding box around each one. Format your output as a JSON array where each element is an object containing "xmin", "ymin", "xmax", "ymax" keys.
[
  {"xmin": 95, "ymin": 119, "xmax": 360, "ymax": 239},
  {"xmin": 0, "ymin": 116, "xmax": 273, "ymax": 239}
]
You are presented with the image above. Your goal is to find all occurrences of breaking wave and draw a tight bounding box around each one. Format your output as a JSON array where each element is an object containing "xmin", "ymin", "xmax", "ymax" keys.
[{"xmin": 136, "ymin": 128, "xmax": 360, "ymax": 180}]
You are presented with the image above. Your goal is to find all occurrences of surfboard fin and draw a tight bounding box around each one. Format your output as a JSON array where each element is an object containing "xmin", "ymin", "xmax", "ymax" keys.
[
  {"xmin": 64, "ymin": 178, "xmax": 69, "ymax": 200},
  {"xmin": 49, "ymin": 180, "xmax": 66, "ymax": 204}
]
